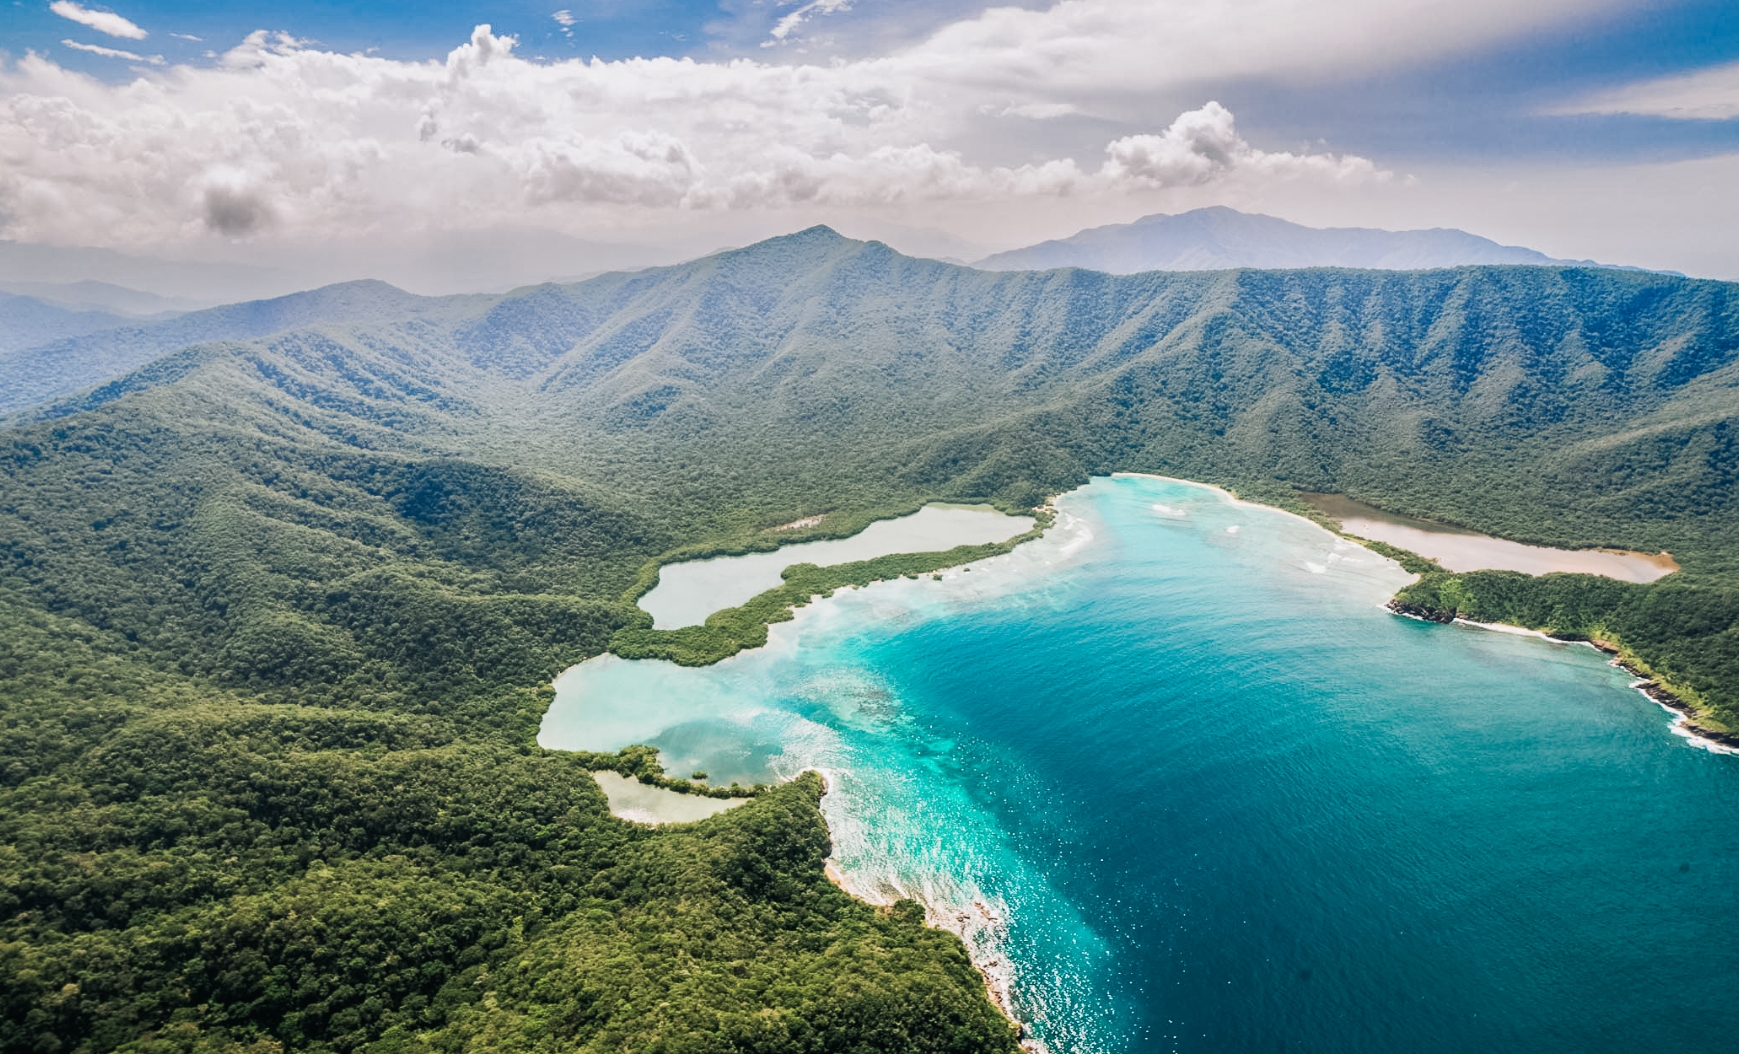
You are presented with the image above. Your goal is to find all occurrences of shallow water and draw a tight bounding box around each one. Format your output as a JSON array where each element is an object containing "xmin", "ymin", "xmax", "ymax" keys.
[
  {"xmin": 640, "ymin": 504, "xmax": 1036, "ymax": 628},
  {"xmin": 542, "ymin": 476, "xmax": 1739, "ymax": 1053},
  {"xmin": 591, "ymin": 770, "xmax": 748, "ymax": 824},
  {"xmin": 1304, "ymin": 492, "xmax": 1677, "ymax": 582}
]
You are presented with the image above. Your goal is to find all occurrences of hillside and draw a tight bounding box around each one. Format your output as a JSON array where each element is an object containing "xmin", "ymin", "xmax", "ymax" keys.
[
  {"xmin": 0, "ymin": 280, "xmax": 482, "ymax": 413},
  {"xmin": 975, "ymin": 206, "xmax": 1580, "ymax": 273},
  {"xmin": 0, "ymin": 290, "xmax": 134, "ymax": 355},
  {"xmin": 3, "ymin": 226, "xmax": 1739, "ymax": 1053},
  {"xmin": 0, "ymin": 279, "xmax": 207, "ymax": 317}
]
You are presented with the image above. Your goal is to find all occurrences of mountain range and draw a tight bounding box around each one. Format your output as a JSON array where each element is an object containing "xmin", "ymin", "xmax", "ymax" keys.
[
  {"xmin": 0, "ymin": 208, "xmax": 1650, "ymax": 413},
  {"xmin": 0, "ymin": 279, "xmax": 207, "ymax": 317},
  {"xmin": 974, "ymin": 206, "xmax": 1607, "ymax": 273},
  {"xmin": 4, "ymin": 224, "xmax": 1739, "ymax": 1054}
]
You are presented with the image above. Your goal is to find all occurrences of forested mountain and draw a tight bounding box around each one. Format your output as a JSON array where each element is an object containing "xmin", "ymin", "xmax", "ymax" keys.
[
  {"xmin": 0, "ymin": 280, "xmax": 479, "ymax": 413},
  {"xmin": 0, "ymin": 280, "xmax": 205, "ymax": 318},
  {"xmin": 4, "ymin": 226, "xmax": 1738, "ymax": 1054},
  {"xmin": 0, "ymin": 291, "xmax": 134, "ymax": 356},
  {"xmin": 974, "ymin": 206, "xmax": 1576, "ymax": 273}
]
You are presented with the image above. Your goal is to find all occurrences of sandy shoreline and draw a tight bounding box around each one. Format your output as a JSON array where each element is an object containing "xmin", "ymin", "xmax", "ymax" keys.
[
  {"xmin": 1116, "ymin": 466, "xmax": 1725, "ymax": 760},
  {"xmin": 1110, "ymin": 472, "xmax": 1330, "ymax": 532}
]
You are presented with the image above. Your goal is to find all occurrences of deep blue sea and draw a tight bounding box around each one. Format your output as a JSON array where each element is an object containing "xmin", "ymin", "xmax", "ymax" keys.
[{"xmin": 542, "ymin": 475, "xmax": 1739, "ymax": 1053}]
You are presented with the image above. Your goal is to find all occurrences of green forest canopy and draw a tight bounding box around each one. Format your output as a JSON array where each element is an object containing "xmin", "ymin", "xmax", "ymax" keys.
[{"xmin": 4, "ymin": 227, "xmax": 1738, "ymax": 1052}]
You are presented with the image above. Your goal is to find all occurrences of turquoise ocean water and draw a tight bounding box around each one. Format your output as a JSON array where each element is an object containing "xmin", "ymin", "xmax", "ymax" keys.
[{"xmin": 541, "ymin": 476, "xmax": 1739, "ymax": 1052}]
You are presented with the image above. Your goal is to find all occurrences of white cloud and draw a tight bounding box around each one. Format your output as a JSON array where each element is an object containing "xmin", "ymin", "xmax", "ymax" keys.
[
  {"xmin": 61, "ymin": 38, "xmax": 160, "ymax": 64},
  {"xmin": 49, "ymin": 1, "xmax": 147, "ymax": 41},
  {"xmin": 996, "ymin": 102, "xmax": 1081, "ymax": 120},
  {"xmin": 895, "ymin": 0, "xmax": 1633, "ymax": 97},
  {"xmin": 766, "ymin": 0, "xmax": 853, "ymax": 45},
  {"xmin": 0, "ymin": 1, "xmax": 1633, "ymax": 258},
  {"xmin": 1103, "ymin": 102, "xmax": 1379, "ymax": 187},
  {"xmin": 1551, "ymin": 60, "xmax": 1739, "ymax": 120}
]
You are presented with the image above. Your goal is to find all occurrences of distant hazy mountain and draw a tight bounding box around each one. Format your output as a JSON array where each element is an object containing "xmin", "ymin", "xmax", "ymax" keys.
[
  {"xmin": 975, "ymin": 206, "xmax": 1584, "ymax": 273},
  {"xmin": 0, "ymin": 279, "xmax": 207, "ymax": 317},
  {"xmin": 0, "ymin": 240, "xmax": 294, "ymax": 304},
  {"xmin": 0, "ymin": 279, "xmax": 475, "ymax": 412},
  {"xmin": 0, "ymin": 291, "xmax": 134, "ymax": 355}
]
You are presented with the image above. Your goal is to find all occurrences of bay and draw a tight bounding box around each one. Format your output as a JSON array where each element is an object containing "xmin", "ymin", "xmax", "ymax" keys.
[{"xmin": 540, "ymin": 475, "xmax": 1739, "ymax": 1053}]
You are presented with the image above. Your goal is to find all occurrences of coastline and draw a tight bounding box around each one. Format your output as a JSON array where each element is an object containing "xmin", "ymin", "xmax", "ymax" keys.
[
  {"xmin": 813, "ymin": 769, "xmax": 1047, "ymax": 1052},
  {"xmin": 619, "ymin": 499, "xmax": 1047, "ymax": 614},
  {"xmin": 1117, "ymin": 470, "xmax": 1730, "ymax": 760},
  {"xmin": 610, "ymin": 505, "xmax": 1057, "ymax": 667},
  {"xmin": 560, "ymin": 472, "xmax": 1731, "ymax": 1054},
  {"xmin": 1594, "ymin": 645, "xmax": 1739, "ymax": 754},
  {"xmin": 1109, "ymin": 471, "xmax": 1330, "ymax": 532},
  {"xmin": 547, "ymin": 522, "xmax": 1088, "ymax": 1052},
  {"xmin": 1388, "ymin": 599, "xmax": 1739, "ymax": 754}
]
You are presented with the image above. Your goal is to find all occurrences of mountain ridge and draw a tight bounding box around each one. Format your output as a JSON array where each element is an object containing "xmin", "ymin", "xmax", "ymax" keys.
[
  {"xmin": 18, "ymin": 225, "xmax": 1736, "ymax": 564},
  {"xmin": 4, "ymin": 225, "xmax": 1739, "ymax": 1054},
  {"xmin": 0, "ymin": 278, "xmax": 482, "ymax": 413},
  {"xmin": 0, "ymin": 290, "xmax": 136, "ymax": 355},
  {"xmin": 975, "ymin": 206, "xmax": 1612, "ymax": 273}
]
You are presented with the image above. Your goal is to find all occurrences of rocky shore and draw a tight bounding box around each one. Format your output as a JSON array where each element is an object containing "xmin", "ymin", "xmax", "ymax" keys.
[
  {"xmin": 1568, "ymin": 638, "xmax": 1739, "ymax": 751},
  {"xmin": 820, "ymin": 862, "xmax": 1047, "ymax": 1051},
  {"xmin": 816, "ymin": 769, "xmax": 1045, "ymax": 1052},
  {"xmin": 936, "ymin": 900, "xmax": 1049, "ymax": 1054},
  {"xmin": 1385, "ymin": 600, "xmax": 1739, "ymax": 752},
  {"xmin": 1385, "ymin": 598, "xmax": 1455, "ymax": 623}
]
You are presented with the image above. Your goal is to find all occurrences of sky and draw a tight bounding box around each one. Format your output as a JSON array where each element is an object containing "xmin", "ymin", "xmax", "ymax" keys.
[{"xmin": 2, "ymin": 0, "xmax": 1738, "ymax": 294}]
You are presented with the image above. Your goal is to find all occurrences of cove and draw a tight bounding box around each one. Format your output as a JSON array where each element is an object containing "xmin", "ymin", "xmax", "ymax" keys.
[{"xmin": 541, "ymin": 476, "xmax": 1739, "ymax": 1053}]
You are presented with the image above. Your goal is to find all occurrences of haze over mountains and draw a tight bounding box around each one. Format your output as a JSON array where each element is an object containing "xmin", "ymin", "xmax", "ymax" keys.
[
  {"xmin": 0, "ymin": 205, "xmax": 1645, "ymax": 398},
  {"xmin": 974, "ymin": 207, "xmax": 1605, "ymax": 273},
  {"xmin": 0, "ymin": 280, "xmax": 206, "ymax": 318},
  {"xmin": 0, "ymin": 281, "xmax": 488, "ymax": 413},
  {"xmin": 0, "ymin": 208, "xmax": 1657, "ymax": 413}
]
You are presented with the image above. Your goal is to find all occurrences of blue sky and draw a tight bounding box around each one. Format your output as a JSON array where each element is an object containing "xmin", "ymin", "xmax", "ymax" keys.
[
  {"xmin": 3, "ymin": 0, "xmax": 1739, "ymax": 283},
  {"xmin": 9, "ymin": 0, "xmax": 1736, "ymax": 162},
  {"xmin": 6, "ymin": 1, "xmax": 1013, "ymax": 63}
]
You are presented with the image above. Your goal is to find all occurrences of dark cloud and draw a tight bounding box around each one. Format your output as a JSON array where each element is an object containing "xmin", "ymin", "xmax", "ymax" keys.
[{"xmin": 203, "ymin": 185, "xmax": 271, "ymax": 236}]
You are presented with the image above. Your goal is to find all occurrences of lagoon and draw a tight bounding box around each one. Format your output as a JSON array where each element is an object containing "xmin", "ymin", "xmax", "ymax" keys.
[
  {"xmin": 542, "ymin": 476, "xmax": 1739, "ymax": 1053},
  {"xmin": 590, "ymin": 770, "xmax": 748, "ymax": 825},
  {"xmin": 639, "ymin": 503, "xmax": 1035, "ymax": 628},
  {"xmin": 1303, "ymin": 492, "xmax": 1678, "ymax": 582}
]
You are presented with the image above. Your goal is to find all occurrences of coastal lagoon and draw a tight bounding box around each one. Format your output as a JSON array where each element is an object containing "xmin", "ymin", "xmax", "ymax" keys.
[
  {"xmin": 1303, "ymin": 492, "xmax": 1679, "ymax": 582},
  {"xmin": 542, "ymin": 476, "xmax": 1739, "ymax": 1053},
  {"xmin": 640, "ymin": 503, "xmax": 1035, "ymax": 628},
  {"xmin": 590, "ymin": 770, "xmax": 748, "ymax": 825}
]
